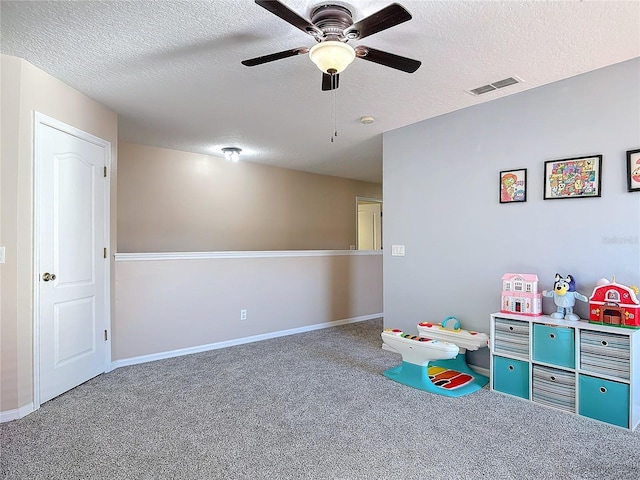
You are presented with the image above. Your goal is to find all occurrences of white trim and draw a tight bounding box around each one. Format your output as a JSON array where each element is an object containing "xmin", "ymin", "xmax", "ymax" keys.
[
  {"xmin": 469, "ymin": 365, "xmax": 490, "ymax": 378},
  {"xmin": 0, "ymin": 403, "xmax": 35, "ymax": 423},
  {"xmin": 104, "ymin": 144, "xmax": 112, "ymax": 373},
  {"xmin": 33, "ymin": 114, "xmax": 42, "ymax": 409},
  {"xmin": 33, "ymin": 112, "xmax": 112, "ymax": 408},
  {"xmin": 111, "ymin": 313, "xmax": 383, "ymax": 370},
  {"xmin": 114, "ymin": 250, "xmax": 382, "ymax": 262}
]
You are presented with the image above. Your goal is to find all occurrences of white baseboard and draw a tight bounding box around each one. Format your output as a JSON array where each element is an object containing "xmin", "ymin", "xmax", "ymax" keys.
[
  {"xmin": 469, "ymin": 365, "xmax": 490, "ymax": 377},
  {"xmin": 0, "ymin": 403, "xmax": 35, "ymax": 423},
  {"xmin": 111, "ymin": 313, "xmax": 383, "ymax": 370}
]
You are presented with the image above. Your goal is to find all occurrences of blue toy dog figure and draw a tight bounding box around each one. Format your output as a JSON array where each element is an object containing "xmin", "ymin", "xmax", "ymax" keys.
[{"xmin": 542, "ymin": 273, "xmax": 588, "ymax": 321}]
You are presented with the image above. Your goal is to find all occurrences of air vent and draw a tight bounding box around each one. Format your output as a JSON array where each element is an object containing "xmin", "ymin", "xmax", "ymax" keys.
[
  {"xmin": 469, "ymin": 84, "xmax": 498, "ymax": 96},
  {"xmin": 466, "ymin": 76, "xmax": 523, "ymax": 96},
  {"xmin": 491, "ymin": 77, "xmax": 519, "ymax": 89}
]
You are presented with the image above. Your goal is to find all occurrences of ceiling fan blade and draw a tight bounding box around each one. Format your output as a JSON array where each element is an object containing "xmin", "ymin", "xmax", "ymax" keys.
[
  {"xmin": 255, "ymin": 0, "xmax": 322, "ymax": 37},
  {"xmin": 355, "ymin": 46, "xmax": 421, "ymax": 73},
  {"xmin": 321, "ymin": 73, "xmax": 340, "ymax": 91},
  {"xmin": 241, "ymin": 47, "xmax": 309, "ymax": 66},
  {"xmin": 344, "ymin": 3, "xmax": 412, "ymax": 40}
]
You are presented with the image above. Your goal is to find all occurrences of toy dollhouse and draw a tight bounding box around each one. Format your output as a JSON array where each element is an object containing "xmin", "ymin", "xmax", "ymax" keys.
[
  {"xmin": 589, "ymin": 278, "xmax": 640, "ymax": 329},
  {"xmin": 501, "ymin": 273, "xmax": 542, "ymax": 316}
]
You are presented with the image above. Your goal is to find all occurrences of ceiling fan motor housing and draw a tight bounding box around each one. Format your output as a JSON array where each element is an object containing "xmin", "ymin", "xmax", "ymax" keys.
[{"xmin": 310, "ymin": 4, "xmax": 354, "ymax": 41}]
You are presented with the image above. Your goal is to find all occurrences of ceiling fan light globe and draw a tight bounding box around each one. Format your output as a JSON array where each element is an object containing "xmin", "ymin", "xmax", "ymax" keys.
[{"xmin": 309, "ymin": 41, "xmax": 355, "ymax": 74}]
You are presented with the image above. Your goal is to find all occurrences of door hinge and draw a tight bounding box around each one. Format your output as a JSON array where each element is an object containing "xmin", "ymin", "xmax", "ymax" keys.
[
  {"xmin": 104, "ymin": 166, "xmax": 107, "ymax": 177},
  {"xmin": 104, "ymin": 247, "xmax": 107, "ymax": 259},
  {"xmin": 104, "ymin": 330, "xmax": 108, "ymax": 341}
]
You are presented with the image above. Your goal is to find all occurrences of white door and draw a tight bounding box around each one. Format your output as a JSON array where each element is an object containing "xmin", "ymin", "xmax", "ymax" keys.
[
  {"xmin": 358, "ymin": 210, "xmax": 376, "ymax": 250},
  {"xmin": 357, "ymin": 202, "xmax": 382, "ymax": 250},
  {"xmin": 36, "ymin": 114, "xmax": 110, "ymax": 404}
]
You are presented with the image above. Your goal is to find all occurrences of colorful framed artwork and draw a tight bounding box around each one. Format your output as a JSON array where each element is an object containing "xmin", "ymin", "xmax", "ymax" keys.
[
  {"xmin": 627, "ymin": 149, "xmax": 640, "ymax": 192},
  {"xmin": 499, "ymin": 168, "xmax": 527, "ymax": 203},
  {"xmin": 543, "ymin": 155, "xmax": 602, "ymax": 200}
]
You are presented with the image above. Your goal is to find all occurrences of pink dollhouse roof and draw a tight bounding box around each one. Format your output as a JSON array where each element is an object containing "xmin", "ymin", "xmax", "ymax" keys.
[
  {"xmin": 502, "ymin": 273, "xmax": 539, "ymax": 282},
  {"xmin": 590, "ymin": 283, "xmax": 640, "ymax": 306}
]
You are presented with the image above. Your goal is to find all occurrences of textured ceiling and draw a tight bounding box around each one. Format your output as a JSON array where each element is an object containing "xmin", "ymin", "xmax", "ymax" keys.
[{"xmin": 2, "ymin": 0, "xmax": 639, "ymax": 183}]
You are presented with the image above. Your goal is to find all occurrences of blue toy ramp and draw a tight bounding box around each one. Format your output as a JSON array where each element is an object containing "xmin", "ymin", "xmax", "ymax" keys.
[{"xmin": 383, "ymin": 355, "xmax": 488, "ymax": 397}]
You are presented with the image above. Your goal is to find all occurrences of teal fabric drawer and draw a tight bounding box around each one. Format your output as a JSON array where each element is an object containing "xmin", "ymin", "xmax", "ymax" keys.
[
  {"xmin": 493, "ymin": 356, "xmax": 529, "ymax": 399},
  {"xmin": 533, "ymin": 324, "xmax": 575, "ymax": 368},
  {"xmin": 578, "ymin": 374, "xmax": 629, "ymax": 428}
]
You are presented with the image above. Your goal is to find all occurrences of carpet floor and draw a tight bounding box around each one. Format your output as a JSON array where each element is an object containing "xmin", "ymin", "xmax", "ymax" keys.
[{"xmin": 1, "ymin": 318, "xmax": 639, "ymax": 479}]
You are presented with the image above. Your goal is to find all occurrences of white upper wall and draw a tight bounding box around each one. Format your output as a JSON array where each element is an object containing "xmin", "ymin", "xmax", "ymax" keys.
[{"xmin": 382, "ymin": 58, "xmax": 640, "ymax": 359}]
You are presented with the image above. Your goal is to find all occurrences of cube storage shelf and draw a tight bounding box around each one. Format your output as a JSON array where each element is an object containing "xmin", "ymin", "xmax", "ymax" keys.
[{"xmin": 490, "ymin": 312, "xmax": 640, "ymax": 430}]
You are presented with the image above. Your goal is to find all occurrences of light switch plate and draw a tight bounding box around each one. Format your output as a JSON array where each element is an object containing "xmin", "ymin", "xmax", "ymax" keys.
[
  {"xmin": 0, "ymin": 247, "xmax": 5, "ymax": 264},
  {"xmin": 391, "ymin": 245, "xmax": 405, "ymax": 256}
]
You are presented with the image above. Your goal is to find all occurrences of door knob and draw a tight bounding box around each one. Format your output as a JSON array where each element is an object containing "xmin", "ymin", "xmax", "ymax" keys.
[{"xmin": 42, "ymin": 272, "xmax": 57, "ymax": 282}]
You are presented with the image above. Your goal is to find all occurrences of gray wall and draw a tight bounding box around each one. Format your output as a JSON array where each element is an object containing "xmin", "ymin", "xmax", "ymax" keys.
[{"xmin": 383, "ymin": 58, "xmax": 640, "ymax": 368}]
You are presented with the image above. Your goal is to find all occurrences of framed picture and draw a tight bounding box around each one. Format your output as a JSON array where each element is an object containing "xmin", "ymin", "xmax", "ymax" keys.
[
  {"xmin": 627, "ymin": 148, "xmax": 640, "ymax": 192},
  {"xmin": 499, "ymin": 168, "xmax": 527, "ymax": 203},
  {"xmin": 543, "ymin": 155, "xmax": 602, "ymax": 200}
]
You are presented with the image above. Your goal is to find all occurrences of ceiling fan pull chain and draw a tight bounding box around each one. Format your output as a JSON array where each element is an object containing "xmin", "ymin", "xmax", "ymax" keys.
[
  {"xmin": 329, "ymin": 78, "xmax": 335, "ymax": 142},
  {"xmin": 333, "ymin": 90, "xmax": 337, "ymax": 141},
  {"xmin": 332, "ymin": 91, "xmax": 337, "ymax": 142},
  {"xmin": 330, "ymin": 90, "xmax": 334, "ymax": 142},
  {"xmin": 334, "ymin": 84, "xmax": 338, "ymax": 139},
  {"xmin": 331, "ymin": 73, "xmax": 338, "ymax": 142}
]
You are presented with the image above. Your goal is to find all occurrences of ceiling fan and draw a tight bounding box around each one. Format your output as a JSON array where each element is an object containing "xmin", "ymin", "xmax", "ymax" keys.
[{"xmin": 241, "ymin": 1, "xmax": 422, "ymax": 90}]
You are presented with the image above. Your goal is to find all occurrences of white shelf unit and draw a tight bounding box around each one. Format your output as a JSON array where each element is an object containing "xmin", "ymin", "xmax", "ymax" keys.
[{"xmin": 490, "ymin": 312, "xmax": 640, "ymax": 431}]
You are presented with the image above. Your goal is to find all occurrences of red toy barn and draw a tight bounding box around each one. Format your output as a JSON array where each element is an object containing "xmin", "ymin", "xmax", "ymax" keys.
[{"xmin": 589, "ymin": 281, "xmax": 640, "ymax": 329}]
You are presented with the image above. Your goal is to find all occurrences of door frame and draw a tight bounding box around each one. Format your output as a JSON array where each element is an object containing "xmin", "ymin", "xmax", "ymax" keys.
[
  {"xmin": 32, "ymin": 112, "xmax": 112, "ymax": 409},
  {"xmin": 356, "ymin": 196, "xmax": 382, "ymax": 250}
]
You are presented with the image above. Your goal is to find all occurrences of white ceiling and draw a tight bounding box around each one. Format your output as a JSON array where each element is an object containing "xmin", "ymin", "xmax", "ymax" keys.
[{"xmin": 2, "ymin": 0, "xmax": 639, "ymax": 183}]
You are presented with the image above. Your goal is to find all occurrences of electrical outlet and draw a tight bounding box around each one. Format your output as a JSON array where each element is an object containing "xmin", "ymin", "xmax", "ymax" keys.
[{"xmin": 240, "ymin": 309, "xmax": 247, "ymax": 320}]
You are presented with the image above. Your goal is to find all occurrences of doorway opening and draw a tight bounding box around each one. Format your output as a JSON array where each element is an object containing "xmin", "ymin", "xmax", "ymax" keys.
[{"xmin": 356, "ymin": 197, "xmax": 382, "ymax": 250}]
